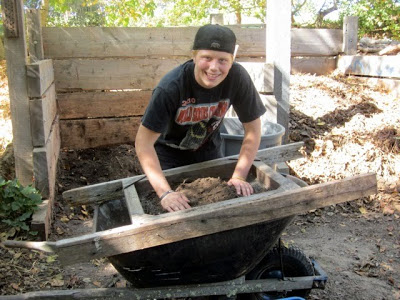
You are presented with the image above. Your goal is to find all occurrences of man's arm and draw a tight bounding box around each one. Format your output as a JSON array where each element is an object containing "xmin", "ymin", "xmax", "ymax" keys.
[
  {"xmin": 135, "ymin": 124, "xmax": 191, "ymax": 212},
  {"xmin": 228, "ymin": 117, "xmax": 261, "ymax": 196}
]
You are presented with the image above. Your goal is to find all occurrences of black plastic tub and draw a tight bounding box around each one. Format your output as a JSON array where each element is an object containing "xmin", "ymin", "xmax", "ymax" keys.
[
  {"xmin": 96, "ymin": 198, "xmax": 293, "ymax": 288},
  {"xmin": 94, "ymin": 160, "xmax": 299, "ymax": 288}
]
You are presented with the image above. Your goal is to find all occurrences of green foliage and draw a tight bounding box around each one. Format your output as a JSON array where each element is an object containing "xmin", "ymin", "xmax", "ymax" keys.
[
  {"xmin": 46, "ymin": 0, "xmax": 106, "ymax": 26},
  {"xmin": 339, "ymin": 0, "xmax": 400, "ymax": 39},
  {"xmin": 103, "ymin": 0, "xmax": 157, "ymax": 27},
  {"xmin": 42, "ymin": 0, "xmax": 158, "ymax": 27},
  {"xmin": 0, "ymin": 177, "xmax": 42, "ymax": 235}
]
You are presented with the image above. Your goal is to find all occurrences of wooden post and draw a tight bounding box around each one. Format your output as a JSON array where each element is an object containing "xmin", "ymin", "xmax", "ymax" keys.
[
  {"xmin": 343, "ymin": 16, "xmax": 359, "ymax": 55},
  {"xmin": 26, "ymin": 9, "xmax": 44, "ymax": 63},
  {"xmin": 210, "ymin": 13, "xmax": 224, "ymax": 24},
  {"xmin": 1, "ymin": 0, "xmax": 34, "ymax": 185},
  {"xmin": 266, "ymin": 0, "xmax": 291, "ymax": 143}
]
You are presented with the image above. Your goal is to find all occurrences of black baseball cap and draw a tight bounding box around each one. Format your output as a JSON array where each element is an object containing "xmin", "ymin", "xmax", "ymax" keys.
[{"xmin": 193, "ymin": 24, "xmax": 236, "ymax": 54}]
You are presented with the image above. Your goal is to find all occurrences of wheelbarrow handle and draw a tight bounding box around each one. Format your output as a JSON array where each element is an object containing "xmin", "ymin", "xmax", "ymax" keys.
[{"xmin": 2, "ymin": 240, "xmax": 57, "ymax": 253}]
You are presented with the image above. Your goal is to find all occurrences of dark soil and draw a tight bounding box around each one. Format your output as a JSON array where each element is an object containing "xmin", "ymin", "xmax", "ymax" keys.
[{"xmin": 141, "ymin": 177, "xmax": 268, "ymax": 215}]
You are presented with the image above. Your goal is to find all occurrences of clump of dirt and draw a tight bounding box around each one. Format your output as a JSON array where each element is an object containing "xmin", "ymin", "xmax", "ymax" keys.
[{"xmin": 141, "ymin": 177, "xmax": 268, "ymax": 215}]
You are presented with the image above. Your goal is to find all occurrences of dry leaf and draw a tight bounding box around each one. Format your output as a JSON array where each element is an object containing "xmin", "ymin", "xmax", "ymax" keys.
[
  {"xmin": 50, "ymin": 279, "xmax": 64, "ymax": 287},
  {"xmin": 359, "ymin": 207, "xmax": 368, "ymax": 214},
  {"xmin": 60, "ymin": 215, "xmax": 69, "ymax": 223},
  {"xmin": 46, "ymin": 255, "xmax": 58, "ymax": 263},
  {"xmin": 92, "ymin": 281, "xmax": 102, "ymax": 287}
]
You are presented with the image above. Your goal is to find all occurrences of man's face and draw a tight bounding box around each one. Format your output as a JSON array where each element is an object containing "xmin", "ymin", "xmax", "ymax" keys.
[{"xmin": 193, "ymin": 50, "xmax": 233, "ymax": 89}]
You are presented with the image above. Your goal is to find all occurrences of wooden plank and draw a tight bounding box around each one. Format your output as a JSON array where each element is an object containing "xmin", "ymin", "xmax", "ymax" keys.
[
  {"xmin": 53, "ymin": 58, "xmax": 186, "ymax": 91},
  {"xmin": 267, "ymin": 0, "xmax": 291, "ymax": 143},
  {"xmin": 4, "ymin": 173, "xmax": 377, "ymax": 265},
  {"xmin": 31, "ymin": 199, "xmax": 52, "ymax": 241},
  {"xmin": 33, "ymin": 116, "xmax": 60, "ymax": 199},
  {"xmin": 26, "ymin": 9, "xmax": 44, "ymax": 62},
  {"xmin": 26, "ymin": 59, "xmax": 54, "ymax": 98},
  {"xmin": 123, "ymin": 181, "xmax": 145, "ymax": 217},
  {"xmin": 61, "ymin": 142, "xmax": 304, "ymax": 206},
  {"xmin": 53, "ymin": 59, "xmax": 274, "ymax": 92},
  {"xmin": 343, "ymin": 16, "xmax": 359, "ymax": 55},
  {"xmin": 42, "ymin": 27, "xmax": 342, "ymax": 59},
  {"xmin": 260, "ymin": 95, "xmax": 277, "ymax": 123},
  {"xmin": 291, "ymin": 29, "xmax": 343, "ymax": 56},
  {"xmin": 30, "ymin": 84, "xmax": 57, "ymax": 147},
  {"xmin": 42, "ymin": 26, "xmax": 265, "ymax": 59},
  {"xmin": 291, "ymin": 56, "xmax": 337, "ymax": 75},
  {"xmin": 337, "ymin": 55, "xmax": 400, "ymax": 79},
  {"xmin": 239, "ymin": 62, "xmax": 274, "ymax": 94},
  {"xmin": 59, "ymin": 117, "xmax": 141, "ymax": 149},
  {"xmin": 2, "ymin": 0, "xmax": 33, "ymax": 186},
  {"xmin": 57, "ymin": 90, "xmax": 151, "ymax": 119}
]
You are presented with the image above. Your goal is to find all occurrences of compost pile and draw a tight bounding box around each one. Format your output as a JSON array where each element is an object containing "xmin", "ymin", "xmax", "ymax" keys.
[{"xmin": 0, "ymin": 72, "xmax": 399, "ymax": 299}]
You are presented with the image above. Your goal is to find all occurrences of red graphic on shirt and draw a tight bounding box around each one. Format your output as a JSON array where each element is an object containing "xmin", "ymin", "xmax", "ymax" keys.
[{"xmin": 175, "ymin": 100, "xmax": 229, "ymax": 125}]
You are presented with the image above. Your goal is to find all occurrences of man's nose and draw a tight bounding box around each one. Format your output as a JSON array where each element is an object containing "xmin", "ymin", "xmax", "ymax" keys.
[{"xmin": 209, "ymin": 59, "xmax": 218, "ymax": 69}]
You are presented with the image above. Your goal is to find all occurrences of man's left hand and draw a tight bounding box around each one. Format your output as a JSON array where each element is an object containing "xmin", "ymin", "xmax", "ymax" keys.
[{"xmin": 227, "ymin": 178, "xmax": 254, "ymax": 197}]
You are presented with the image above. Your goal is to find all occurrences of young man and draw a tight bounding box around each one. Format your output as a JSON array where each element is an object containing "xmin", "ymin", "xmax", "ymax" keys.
[{"xmin": 135, "ymin": 24, "xmax": 266, "ymax": 212}]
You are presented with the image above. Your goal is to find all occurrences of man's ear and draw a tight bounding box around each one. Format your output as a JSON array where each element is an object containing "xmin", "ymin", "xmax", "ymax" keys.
[{"xmin": 192, "ymin": 50, "xmax": 198, "ymax": 63}]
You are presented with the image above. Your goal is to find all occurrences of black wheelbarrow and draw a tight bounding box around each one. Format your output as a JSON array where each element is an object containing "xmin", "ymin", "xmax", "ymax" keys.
[
  {"xmin": 2, "ymin": 143, "xmax": 376, "ymax": 299},
  {"xmin": 95, "ymin": 170, "xmax": 327, "ymax": 299}
]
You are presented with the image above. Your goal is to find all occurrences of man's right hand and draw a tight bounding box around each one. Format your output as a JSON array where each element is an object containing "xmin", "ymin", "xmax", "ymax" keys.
[{"xmin": 161, "ymin": 192, "xmax": 191, "ymax": 212}]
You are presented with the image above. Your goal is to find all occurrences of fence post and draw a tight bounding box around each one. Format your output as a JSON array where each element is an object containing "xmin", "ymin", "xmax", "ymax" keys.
[
  {"xmin": 1, "ymin": 0, "xmax": 34, "ymax": 185},
  {"xmin": 343, "ymin": 16, "xmax": 359, "ymax": 55},
  {"xmin": 266, "ymin": 0, "xmax": 291, "ymax": 143},
  {"xmin": 27, "ymin": 9, "xmax": 44, "ymax": 63}
]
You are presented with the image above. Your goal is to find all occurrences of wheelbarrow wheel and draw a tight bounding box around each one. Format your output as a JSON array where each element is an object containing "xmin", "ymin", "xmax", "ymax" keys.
[{"xmin": 244, "ymin": 246, "xmax": 314, "ymax": 300}]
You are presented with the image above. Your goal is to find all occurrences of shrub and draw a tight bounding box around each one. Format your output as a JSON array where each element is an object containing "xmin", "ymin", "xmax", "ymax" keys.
[
  {"xmin": 0, "ymin": 177, "xmax": 42, "ymax": 236},
  {"xmin": 340, "ymin": 0, "xmax": 400, "ymax": 39}
]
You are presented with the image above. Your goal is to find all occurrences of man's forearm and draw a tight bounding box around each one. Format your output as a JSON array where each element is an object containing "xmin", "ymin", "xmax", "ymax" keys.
[
  {"xmin": 136, "ymin": 146, "xmax": 172, "ymax": 197},
  {"xmin": 232, "ymin": 119, "xmax": 261, "ymax": 179}
]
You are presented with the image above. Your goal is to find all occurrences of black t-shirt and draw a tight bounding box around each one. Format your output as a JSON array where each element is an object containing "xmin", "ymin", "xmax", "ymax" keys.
[{"xmin": 141, "ymin": 60, "xmax": 266, "ymax": 152}]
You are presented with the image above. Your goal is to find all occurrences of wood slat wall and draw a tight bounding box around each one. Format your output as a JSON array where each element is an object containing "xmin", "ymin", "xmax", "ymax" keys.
[
  {"xmin": 27, "ymin": 59, "xmax": 60, "ymax": 205},
  {"xmin": 53, "ymin": 58, "xmax": 187, "ymax": 91}
]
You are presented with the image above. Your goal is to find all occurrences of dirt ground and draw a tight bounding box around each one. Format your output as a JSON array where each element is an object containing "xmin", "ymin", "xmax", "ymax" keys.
[{"xmin": 1, "ymin": 71, "xmax": 399, "ymax": 299}]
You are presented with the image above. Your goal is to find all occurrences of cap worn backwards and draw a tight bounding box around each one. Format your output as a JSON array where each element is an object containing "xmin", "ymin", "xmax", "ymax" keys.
[{"xmin": 193, "ymin": 24, "xmax": 236, "ymax": 54}]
